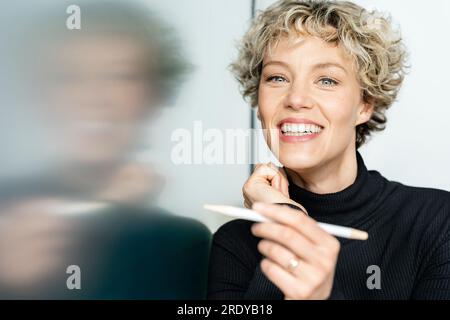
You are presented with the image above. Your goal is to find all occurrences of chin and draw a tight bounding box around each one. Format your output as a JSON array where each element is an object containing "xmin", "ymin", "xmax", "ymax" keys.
[{"xmin": 278, "ymin": 151, "xmax": 321, "ymax": 171}]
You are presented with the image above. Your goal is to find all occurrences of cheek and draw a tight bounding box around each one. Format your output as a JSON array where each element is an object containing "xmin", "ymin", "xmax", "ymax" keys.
[
  {"xmin": 321, "ymin": 92, "xmax": 360, "ymax": 131},
  {"xmin": 109, "ymin": 86, "xmax": 148, "ymax": 120},
  {"xmin": 257, "ymin": 86, "xmax": 283, "ymax": 128}
]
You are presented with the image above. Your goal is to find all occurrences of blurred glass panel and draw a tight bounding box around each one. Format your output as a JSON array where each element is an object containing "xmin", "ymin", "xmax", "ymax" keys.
[{"xmin": 0, "ymin": 0, "xmax": 215, "ymax": 299}]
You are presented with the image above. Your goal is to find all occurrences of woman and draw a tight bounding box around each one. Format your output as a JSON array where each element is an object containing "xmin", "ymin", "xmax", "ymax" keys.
[{"xmin": 208, "ymin": 0, "xmax": 450, "ymax": 299}]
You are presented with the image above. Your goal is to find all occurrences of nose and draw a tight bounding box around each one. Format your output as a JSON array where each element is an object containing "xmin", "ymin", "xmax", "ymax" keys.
[{"xmin": 283, "ymin": 80, "xmax": 314, "ymax": 111}]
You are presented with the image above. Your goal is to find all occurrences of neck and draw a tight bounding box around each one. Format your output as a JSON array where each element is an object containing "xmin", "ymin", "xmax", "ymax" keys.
[{"xmin": 285, "ymin": 146, "xmax": 358, "ymax": 195}]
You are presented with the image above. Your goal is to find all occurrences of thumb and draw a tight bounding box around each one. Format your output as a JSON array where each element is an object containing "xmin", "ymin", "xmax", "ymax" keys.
[{"xmin": 266, "ymin": 164, "xmax": 289, "ymax": 198}]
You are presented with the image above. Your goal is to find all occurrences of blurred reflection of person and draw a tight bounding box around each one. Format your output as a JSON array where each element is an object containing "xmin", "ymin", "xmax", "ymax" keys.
[{"xmin": 0, "ymin": 0, "xmax": 210, "ymax": 299}]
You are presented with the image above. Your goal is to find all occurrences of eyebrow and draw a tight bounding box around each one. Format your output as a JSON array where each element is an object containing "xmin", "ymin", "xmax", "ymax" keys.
[
  {"xmin": 262, "ymin": 60, "xmax": 289, "ymax": 69},
  {"xmin": 312, "ymin": 62, "xmax": 348, "ymax": 74},
  {"xmin": 262, "ymin": 60, "xmax": 348, "ymax": 74}
]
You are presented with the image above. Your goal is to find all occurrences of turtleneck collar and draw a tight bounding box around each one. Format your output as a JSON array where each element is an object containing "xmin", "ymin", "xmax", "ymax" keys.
[{"xmin": 286, "ymin": 150, "xmax": 387, "ymax": 226}]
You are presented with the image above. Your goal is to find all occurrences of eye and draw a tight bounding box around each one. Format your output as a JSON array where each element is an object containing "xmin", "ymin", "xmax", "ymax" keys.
[
  {"xmin": 266, "ymin": 75, "xmax": 288, "ymax": 83},
  {"xmin": 318, "ymin": 77, "xmax": 338, "ymax": 87}
]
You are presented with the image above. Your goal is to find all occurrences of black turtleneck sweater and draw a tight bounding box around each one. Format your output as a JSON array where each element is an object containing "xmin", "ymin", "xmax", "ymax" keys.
[{"xmin": 207, "ymin": 151, "xmax": 450, "ymax": 299}]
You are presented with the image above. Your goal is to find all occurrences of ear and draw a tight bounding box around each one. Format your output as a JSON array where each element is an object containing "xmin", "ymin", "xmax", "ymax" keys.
[
  {"xmin": 355, "ymin": 100, "xmax": 374, "ymax": 126},
  {"xmin": 256, "ymin": 108, "xmax": 261, "ymax": 120}
]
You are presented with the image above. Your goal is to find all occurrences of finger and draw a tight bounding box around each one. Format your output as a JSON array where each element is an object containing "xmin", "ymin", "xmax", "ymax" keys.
[
  {"xmin": 271, "ymin": 174, "xmax": 282, "ymax": 192},
  {"xmin": 272, "ymin": 173, "xmax": 290, "ymax": 199},
  {"xmin": 279, "ymin": 177, "xmax": 290, "ymax": 199},
  {"xmin": 279, "ymin": 166, "xmax": 288, "ymax": 180},
  {"xmin": 251, "ymin": 163, "xmax": 279, "ymax": 183},
  {"xmin": 257, "ymin": 239, "xmax": 320, "ymax": 282},
  {"xmin": 260, "ymin": 258, "xmax": 307, "ymax": 299},
  {"xmin": 266, "ymin": 163, "xmax": 288, "ymax": 195},
  {"xmin": 278, "ymin": 167, "xmax": 290, "ymax": 198},
  {"xmin": 252, "ymin": 202, "xmax": 331, "ymax": 244},
  {"xmin": 252, "ymin": 222, "xmax": 324, "ymax": 265},
  {"xmin": 266, "ymin": 162, "xmax": 280, "ymax": 173}
]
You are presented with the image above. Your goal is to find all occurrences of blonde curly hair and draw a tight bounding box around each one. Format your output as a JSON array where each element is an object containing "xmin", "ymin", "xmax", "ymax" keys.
[{"xmin": 231, "ymin": 0, "xmax": 408, "ymax": 148}]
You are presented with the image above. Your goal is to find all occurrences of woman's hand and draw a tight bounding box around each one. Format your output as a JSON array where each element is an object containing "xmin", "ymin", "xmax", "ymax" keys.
[
  {"xmin": 243, "ymin": 163, "xmax": 306, "ymax": 212},
  {"xmin": 250, "ymin": 202, "xmax": 341, "ymax": 300},
  {"xmin": 0, "ymin": 198, "xmax": 74, "ymax": 288}
]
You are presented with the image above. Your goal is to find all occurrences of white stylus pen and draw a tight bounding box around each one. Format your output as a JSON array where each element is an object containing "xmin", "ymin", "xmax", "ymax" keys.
[{"xmin": 204, "ymin": 204, "xmax": 368, "ymax": 241}]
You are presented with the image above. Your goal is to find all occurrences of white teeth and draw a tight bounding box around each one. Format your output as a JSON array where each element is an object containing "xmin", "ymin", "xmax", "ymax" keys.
[
  {"xmin": 299, "ymin": 124, "xmax": 306, "ymax": 132},
  {"xmin": 281, "ymin": 122, "xmax": 323, "ymax": 136}
]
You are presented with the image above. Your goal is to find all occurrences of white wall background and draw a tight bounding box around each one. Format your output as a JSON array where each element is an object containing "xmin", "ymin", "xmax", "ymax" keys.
[
  {"xmin": 146, "ymin": 0, "xmax": 450, "ymax": 232},
  {"xmin": 143, "ymin": 0, "xmax": 254, "ymax": 231}
]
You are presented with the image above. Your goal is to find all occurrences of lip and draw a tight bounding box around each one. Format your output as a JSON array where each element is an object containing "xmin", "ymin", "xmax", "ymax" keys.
[
  {"xmin": 277, "ymin": 117, "xmax": 324, "ymax": 143},
  {"xmin": 277, "ymin": 117, "xmax": 324, "ymax": 128}
]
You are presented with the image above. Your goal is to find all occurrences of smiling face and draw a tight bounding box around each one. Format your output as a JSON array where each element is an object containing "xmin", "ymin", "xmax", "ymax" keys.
[{"xmin": 258, "ymin": 35, "xmax": 373, "ymax": 171}]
